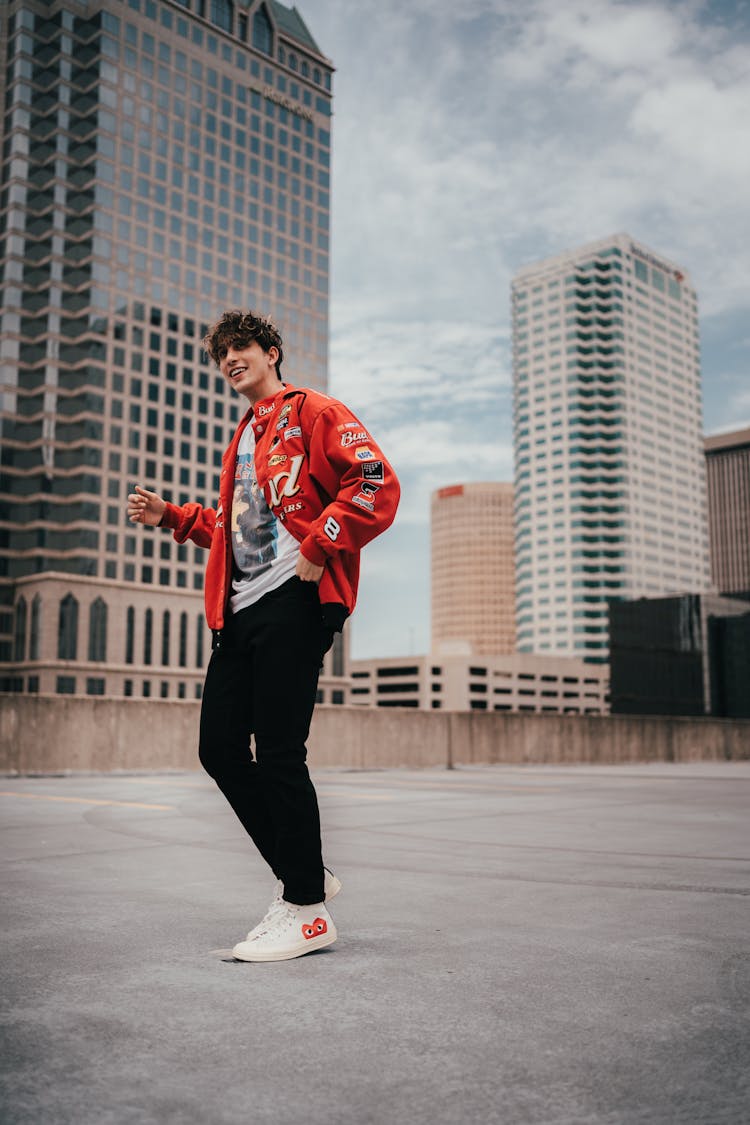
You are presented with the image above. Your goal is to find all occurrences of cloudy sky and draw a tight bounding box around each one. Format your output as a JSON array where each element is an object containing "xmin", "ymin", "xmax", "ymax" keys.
[{"xmin": 294, "ymin": 0, "xmax": 750, "ymax": 659}]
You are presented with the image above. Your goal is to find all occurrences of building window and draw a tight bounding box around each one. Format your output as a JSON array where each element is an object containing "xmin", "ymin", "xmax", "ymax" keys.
[
  {"xmin": 377, "ymin": 666, "xmax": 419, "ymax": 677},
  {"xmin": 58, "ymin": 594, "xmax": 79, "ymax": 661},
  {"xmin": 332, "ymin": 689, "xmax": 344, "ymax": 705},
  {"xmin": 161, "ymin": 610, "xmax": 171, "ymax": 665},
  {"xmin": 88, "ymin": 597, "xmax": 108, "ymax": 662},
  {"xmin": 126, "ymin": 606, "xmax": 135, "ymax": 664},
  {"xmin": 56, "ymin": 676, "xmax": 76, "ymax": 695},
  {"xmin": 86, "ymin": 678, "xmax": 106, "ymax": 696},
  {"xmin": 13, "ymin": 598, "xmax": 27, "ymax": 663},
  {"xmin": 210, "ymin": 0, "xmax": 233, "ymax": 33},
  {"xmin": 30, "ymin": 595, "xmax": 41, "ymax": 661},
  {"xmin": 144, "ymin": 608, "xmax": 153, "ymax": 665},
  {"xmin": 179, "ymin": 612, "xmax": 188, "ymax": 667},
  {"xmin": 253, "ymin": 4, "xmax": 272, "ymax": 54}
]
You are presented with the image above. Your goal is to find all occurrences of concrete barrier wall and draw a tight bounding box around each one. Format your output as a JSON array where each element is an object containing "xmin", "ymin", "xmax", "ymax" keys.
[{"xmin": 1, "ymin": 694, "xmax": 749, "ymax": 774}]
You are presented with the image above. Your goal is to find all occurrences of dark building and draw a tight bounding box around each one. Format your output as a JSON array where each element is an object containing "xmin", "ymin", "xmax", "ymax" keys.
[
  {"xmin": 609, "ymin": 594, "xmax": 750, "ymax": 718},
  {"xmin": 705, "ymin": 427, "xmax": 750, "ymax": 600}
]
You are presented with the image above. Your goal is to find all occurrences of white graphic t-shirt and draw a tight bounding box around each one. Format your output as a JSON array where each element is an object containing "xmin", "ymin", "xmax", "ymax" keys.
[{"xmin": 229, "ymin": 423, "xmax": 300, "ymax": 613}]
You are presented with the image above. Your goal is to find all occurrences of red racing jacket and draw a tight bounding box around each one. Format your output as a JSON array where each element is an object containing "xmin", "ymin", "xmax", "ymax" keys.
[{"xmin": 160, "ymin": 383, "xmax": 400, "ymax": 631}]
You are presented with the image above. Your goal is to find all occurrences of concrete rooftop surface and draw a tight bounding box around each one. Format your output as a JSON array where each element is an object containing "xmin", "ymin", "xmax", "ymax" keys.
[{"xmin": 1, "ymin": 762, "xmax": 749, "ymax": 1125}]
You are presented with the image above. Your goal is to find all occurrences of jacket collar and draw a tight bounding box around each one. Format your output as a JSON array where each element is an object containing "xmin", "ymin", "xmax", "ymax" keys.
[{"xmin": 248, "ymin": 383, "xmax": 299, "ymax": 436}]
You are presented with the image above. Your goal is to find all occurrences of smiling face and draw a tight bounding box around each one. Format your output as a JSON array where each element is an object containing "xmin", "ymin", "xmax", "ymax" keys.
[{"xmin": 219, "ymin": 340, "xmax": 281, "ymax": 404}]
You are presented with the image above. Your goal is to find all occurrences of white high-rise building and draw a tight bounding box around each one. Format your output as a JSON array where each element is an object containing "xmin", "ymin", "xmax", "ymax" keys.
[{"xmin": 512, "ymin": 233, "xmax": 711, "ymax": 663}]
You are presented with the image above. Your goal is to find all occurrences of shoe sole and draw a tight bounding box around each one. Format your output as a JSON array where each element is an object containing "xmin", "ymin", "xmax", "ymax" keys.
[{"xmin": 232, "ymin": 928, "xmax": 337, "ymax": 963}]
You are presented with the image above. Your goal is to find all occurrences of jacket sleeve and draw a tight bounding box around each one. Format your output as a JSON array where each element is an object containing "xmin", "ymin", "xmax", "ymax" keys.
[
  {"xmin": 299, "ymin": 403, "xmax": 400, "ymax": 566},
  {"xmin": 160, "ymin": 500, "xmax": 216, "ymax": 549}
]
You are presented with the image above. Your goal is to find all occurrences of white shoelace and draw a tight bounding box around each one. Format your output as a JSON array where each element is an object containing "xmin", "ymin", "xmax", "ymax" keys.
[{"xmin": 245, "ymin": 882, "xmax": 285, "ymax": 941}]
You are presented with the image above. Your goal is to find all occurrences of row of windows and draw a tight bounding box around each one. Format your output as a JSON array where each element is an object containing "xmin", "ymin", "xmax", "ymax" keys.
[
  {"xmin": 4, "ymin": 675, "xmax": 348, "ymax": 703},
  {"xmin": 4, "ymin": 674, "xmax": 202, "ymax": 700},
  {"xmin": 95, "ymin": 185, "xmax": 326, "ymax": 248},
  {"xmin": 12, "ymin": 594, "xmax": 206, "ymax": 668},
  {"xmin": 95, "ymin": 51, "xmax": 330, "ymax": 139},
  {"xmin": 96, "ymin": 134, "xmax": 330, "ymax": 203},
  {"xmin": 354, "ymin": 667, "xmax": 606, "ymax": 687},
  {"xmin": 92, "ymin": 214, "xmax": 328, "ymax": 277},
  {"xmin": 351, "ymin": 695, "xmax": 606, "ymax": 714}
]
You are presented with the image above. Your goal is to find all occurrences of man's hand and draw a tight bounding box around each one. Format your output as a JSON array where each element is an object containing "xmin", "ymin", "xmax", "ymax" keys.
[
  {"xmin": 296, "ymin": 554, "xmax": 325, "ymax": 583},
  {"xmin": 127, "ymin": 484, "xmax": 166, "ymax": 527}
]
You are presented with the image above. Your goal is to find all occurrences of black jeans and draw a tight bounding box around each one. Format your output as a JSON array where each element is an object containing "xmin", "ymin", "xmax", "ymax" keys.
[{"xmin": 199, "ymin": 577, "xmax": 327, "ymax": 906}]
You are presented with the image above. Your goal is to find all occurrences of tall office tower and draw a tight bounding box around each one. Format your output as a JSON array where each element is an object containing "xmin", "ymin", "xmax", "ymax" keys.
[
  {"xmin": 0, "ymin": 0, "xmax": 337, "ymax": 699},
  {"xmin": 512, "ymin": 233, "xmax": 710, "ymax": 663},
  {"xmin": 431, "ymin": 482, "xmax": 516, "ymax": 656},
  {"xmin": 705, "ymin": 427, "xmax": 750, "ymax": 599}
]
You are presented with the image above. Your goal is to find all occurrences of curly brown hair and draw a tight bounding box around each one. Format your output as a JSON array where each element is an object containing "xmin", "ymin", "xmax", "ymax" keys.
[{"xmin": 202, "ymin": 310, "xmax": 284, "ymax": 377}]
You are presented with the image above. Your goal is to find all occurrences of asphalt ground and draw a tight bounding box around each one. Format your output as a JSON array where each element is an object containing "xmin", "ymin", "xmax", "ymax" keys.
[{"xmin": 1, "ymin": 762, "xmax": 749, "ymax": 1125}]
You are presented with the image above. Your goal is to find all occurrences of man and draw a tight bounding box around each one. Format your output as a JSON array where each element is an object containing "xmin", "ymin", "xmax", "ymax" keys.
[{"xmin": 127, "ymin": 310, "xmax": 399, "ymax": 962}]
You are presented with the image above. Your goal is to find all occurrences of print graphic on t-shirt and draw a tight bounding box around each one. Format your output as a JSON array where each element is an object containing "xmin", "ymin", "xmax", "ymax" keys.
[{"xmin": 232, "ymin": 450, "xmax": 278, "ymax": 579}]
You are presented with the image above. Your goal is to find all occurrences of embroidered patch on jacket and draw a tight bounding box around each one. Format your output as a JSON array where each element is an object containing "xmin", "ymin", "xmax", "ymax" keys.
[
  {"xmin": 340, "ymin": 430, "xmax": 370, "ymax": 447},
  {"xmin": 362, "ymin": 461, "xmax": 384, "ymax": 482}
]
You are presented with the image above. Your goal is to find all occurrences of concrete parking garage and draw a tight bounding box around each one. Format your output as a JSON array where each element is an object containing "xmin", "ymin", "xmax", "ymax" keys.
[{"xmin": 2, "ymin": 762, "xmax": 749, "ymax": 1124}]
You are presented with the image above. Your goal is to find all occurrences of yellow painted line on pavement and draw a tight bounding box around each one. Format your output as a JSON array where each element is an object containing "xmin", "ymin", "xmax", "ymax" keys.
[{"xmin": 0, "ymin": 791, "xmax": 175, "ymax": 811}]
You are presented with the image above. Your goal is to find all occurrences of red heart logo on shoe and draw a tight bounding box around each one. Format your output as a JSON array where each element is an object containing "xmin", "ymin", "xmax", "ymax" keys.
[{"xmin": 301, "ymin": 918, "xmax": 328, "ymax": 940}]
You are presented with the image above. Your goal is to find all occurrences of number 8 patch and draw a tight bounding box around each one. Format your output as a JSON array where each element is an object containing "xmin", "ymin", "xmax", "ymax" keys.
[{"xmin": 324, "ymin": 516, "xmax": 341, "ymax": 541}]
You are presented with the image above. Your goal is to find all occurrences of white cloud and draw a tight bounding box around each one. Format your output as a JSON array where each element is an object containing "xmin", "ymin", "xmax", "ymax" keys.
[{"xmin": 630, "ymin": 77, "xmax": 750, "ymax": 184}]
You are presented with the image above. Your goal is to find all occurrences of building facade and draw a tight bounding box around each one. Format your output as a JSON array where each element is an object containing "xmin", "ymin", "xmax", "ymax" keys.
[
  {"xmin": 705, "ymin": 427, "xmax": 750, "ymax": 599},
  {"xmin": 512, "ymin": 233, "xmax": 710, "ymax": 663},
  {"xmin": 431, "ymin": 482, "xmax": 516, "ymax": 657},
  {"xmin": 0, "ymin": 0, "xmax": 346, "ymax": 700},
  {"xmin": 350, "ymin": 653, "xmax": 608, "ymax": 714}
]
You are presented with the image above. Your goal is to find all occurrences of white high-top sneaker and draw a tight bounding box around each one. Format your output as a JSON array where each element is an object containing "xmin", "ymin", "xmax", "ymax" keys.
[
  {"xmin": 233, "ymin": 902, "xmax": 337, "ymax": 962},
  {"xmin": 243, "ymin": 868, "xmax": 342, "ymax": 943}
]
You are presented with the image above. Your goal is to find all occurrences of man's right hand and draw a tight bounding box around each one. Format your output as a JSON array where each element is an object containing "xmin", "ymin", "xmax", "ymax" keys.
[{"xmin": 127, "ymin": 484, "xmax": 166, "ymax": 527}]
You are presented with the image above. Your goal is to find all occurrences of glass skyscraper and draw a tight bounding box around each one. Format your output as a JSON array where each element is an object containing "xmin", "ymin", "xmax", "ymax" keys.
[
  {"xmin": 0, "ymin": 0, "xmax": 341, "ymax": 699},
  {"xmin": 512, "ymin": 233, "xmax": 711, "ymax": 663}
]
